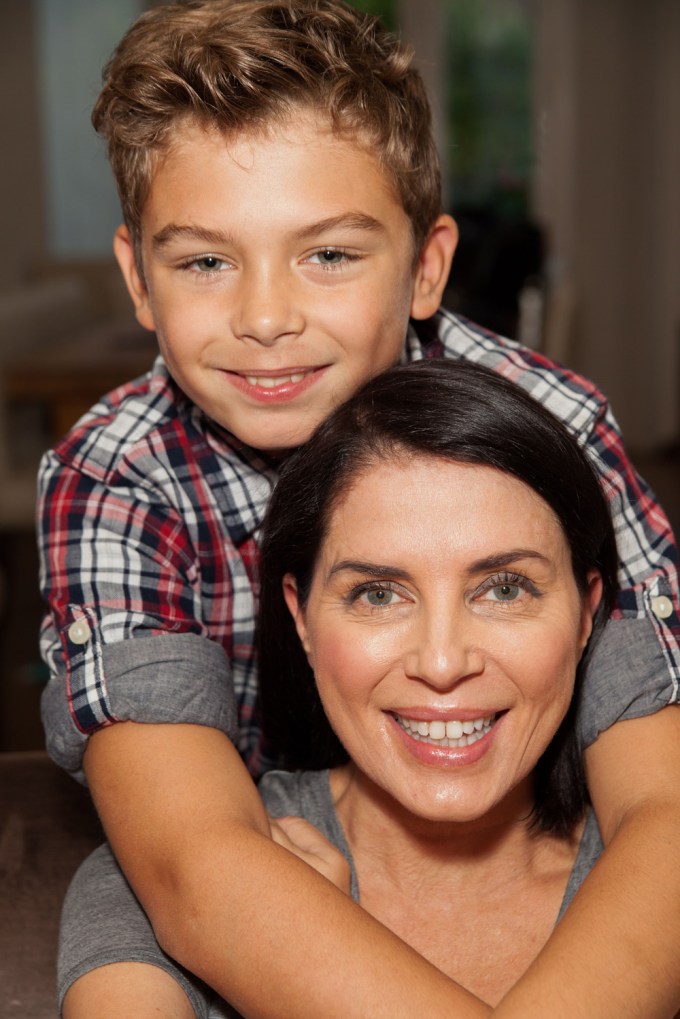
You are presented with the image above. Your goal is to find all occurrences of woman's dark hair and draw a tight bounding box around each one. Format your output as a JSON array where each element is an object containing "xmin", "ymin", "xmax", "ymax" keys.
[{"xmin": 257, "ymin": 360, "xmax": 619, "ymax": 835}]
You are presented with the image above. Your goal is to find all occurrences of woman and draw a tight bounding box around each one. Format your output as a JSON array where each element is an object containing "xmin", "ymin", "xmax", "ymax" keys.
[
  {"xmin": 60, "ymin": 360, "xmax": 638, "ymax": 1016},
  {"xmin": 255, "ymin": 358, "xmax": 617, "ymax": 1004}
]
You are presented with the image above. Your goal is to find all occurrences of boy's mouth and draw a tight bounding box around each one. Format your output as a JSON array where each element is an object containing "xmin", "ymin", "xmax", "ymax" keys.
[
  {"xmin": 243, "ymin": 371, "xmax": 310, "ymax": 389},
  {"xmin": 224, "ymin": 366, "xmax": 328, "ymax": 403}
]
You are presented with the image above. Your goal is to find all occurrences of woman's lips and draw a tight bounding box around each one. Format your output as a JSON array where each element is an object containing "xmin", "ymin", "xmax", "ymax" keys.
[
  {"xmin": 394, "ymin": 712, "xmax": 497, "ymax": 748},
  {"xmin": 388, "ymin": 710, "xmax": 504, "ymax": 766}
]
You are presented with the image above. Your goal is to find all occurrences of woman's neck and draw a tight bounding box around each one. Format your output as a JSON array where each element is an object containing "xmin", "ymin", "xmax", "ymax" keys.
[
  {"xmin": 331, "ymin": 762, "xmax": 545, "ymax": 874},
  {"xmin": 329, "ymin": 763, "xmax": 584, "ymax": 1005}
]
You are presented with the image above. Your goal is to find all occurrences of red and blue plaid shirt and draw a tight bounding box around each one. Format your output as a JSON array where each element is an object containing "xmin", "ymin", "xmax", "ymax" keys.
[{"xmin": 38, "ymin": 309, "xmax": 680, "ymax": 780}]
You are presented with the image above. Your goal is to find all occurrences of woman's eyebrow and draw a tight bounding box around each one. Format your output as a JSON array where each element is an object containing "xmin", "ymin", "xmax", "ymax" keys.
[
  {"xmin": 466, "ymin": 550, "xmax": 550, "ymax": 575},
  {"xmin": 327, "ymin": 559, "xmax": 411, "ymax": 583},
  {"xmin": 325, "ymin": 550, "xmax": 551, "ymax": 585}
]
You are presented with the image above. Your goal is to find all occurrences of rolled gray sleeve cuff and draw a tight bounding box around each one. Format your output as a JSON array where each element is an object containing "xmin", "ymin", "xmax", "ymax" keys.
[
  {"xmin": 577, "ymin": 617, "xmax": 675, "ymax": 749},
  {"xmin": 41, "ymin": 633, "xmax": 238, "ymax": 783}
]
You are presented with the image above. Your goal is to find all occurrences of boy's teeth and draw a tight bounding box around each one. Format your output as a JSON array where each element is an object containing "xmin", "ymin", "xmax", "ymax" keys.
[
  {"xmin": 395, "ymin": 713, "xmax": 496, "ymax": 748},
  {"xmin": 245, "ymin": 373, "xmax": 306, "ymax": 387}
]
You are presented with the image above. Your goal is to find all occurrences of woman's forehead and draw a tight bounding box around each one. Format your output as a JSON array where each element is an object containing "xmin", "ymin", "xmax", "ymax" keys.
[{"xmin": 318, "ymin": 455, "xmax": 566, "ymax": 573}]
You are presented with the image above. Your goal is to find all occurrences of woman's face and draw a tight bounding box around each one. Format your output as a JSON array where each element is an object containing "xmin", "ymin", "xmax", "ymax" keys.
[{"xmin": 284, "ymin": 456, "xmax": 602, "ymax": 825}]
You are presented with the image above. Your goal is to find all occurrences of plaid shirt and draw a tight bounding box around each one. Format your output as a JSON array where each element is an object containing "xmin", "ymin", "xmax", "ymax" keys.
[{"xmin": 39, "ymin": 309, "xmax": 680, "ymax": 779}]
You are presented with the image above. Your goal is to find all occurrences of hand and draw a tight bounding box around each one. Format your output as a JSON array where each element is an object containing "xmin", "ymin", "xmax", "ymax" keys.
[{"xmin": 269, "ymin": 814, "xmax": 351, "ymax": 894}]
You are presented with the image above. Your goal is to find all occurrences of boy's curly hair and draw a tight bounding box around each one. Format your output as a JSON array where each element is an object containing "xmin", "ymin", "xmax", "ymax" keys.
[{"xmin": 92, "ymin": 0, "xmax": 441, "ymax": 259}]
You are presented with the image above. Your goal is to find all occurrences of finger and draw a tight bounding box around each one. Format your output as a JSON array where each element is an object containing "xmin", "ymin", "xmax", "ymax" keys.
[
  {"xmin": 273, "ymin": 815, "xmax": 335, "ymax": 856},
  {"xmin": 269, "ymin": 817, "xmax": 295, "ymax": 852}
]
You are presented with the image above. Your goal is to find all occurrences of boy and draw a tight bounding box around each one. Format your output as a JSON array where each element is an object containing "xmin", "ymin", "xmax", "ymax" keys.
[{"xmin": 39, "ymin": 1, "xmax": 680, "ymax": 1016}]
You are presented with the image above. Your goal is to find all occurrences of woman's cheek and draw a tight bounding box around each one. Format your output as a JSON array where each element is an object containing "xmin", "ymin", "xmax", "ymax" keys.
[{"xmin": 312, "ymin": 622, "xmax": 401, "ymax": 698}]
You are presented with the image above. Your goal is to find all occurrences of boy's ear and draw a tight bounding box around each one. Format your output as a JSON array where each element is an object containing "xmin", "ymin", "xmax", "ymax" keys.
[
  {"xmin": 282, "ymin": 574, "xmax": 312, "ymax": 659},
  {"xmin": 113, "ymin": 225, "xmax": 156, "ymax": 332},
  {"xmin": 410, "ymin": 214, "xmax": 459, "ymax": 321}
]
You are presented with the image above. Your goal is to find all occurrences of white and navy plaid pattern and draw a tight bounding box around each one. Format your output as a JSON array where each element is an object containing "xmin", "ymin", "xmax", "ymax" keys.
[{"xmin": 38, "ymin": 310, "xmax": 680, "ymax": 776}]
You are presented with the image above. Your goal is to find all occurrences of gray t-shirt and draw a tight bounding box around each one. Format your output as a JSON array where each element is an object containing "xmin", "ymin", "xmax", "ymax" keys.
[{"xmin": 58, "ymin": 769, "xmax": 603, "ymax": 1018}]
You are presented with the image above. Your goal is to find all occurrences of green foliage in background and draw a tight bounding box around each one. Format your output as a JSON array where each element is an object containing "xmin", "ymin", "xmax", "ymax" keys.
[
  {"xmin": 446, "ymin": 0, "xmax": 532, "ymax": 215},
  {"xmin": 347, "ymin": 0, "xmax": 533, "ymax": 217},
  {"xmin": 349, "ymin": 0, "xmax": 396, "ymax": 31}
]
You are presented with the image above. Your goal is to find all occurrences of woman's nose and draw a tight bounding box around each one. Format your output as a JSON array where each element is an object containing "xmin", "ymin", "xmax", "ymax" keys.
[
  {"xmin": 403, "ymin": 610, "xmax": 485, "ymax": 691},
  {"xmin": 232, "ymin": 266, "xmax": 305, "ymax": 347}
]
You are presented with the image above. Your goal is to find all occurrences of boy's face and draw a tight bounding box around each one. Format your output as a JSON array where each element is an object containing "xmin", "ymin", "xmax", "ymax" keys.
[{"xmin": 115, "ymin": 115, "xmax": 456, "ymax": 453}]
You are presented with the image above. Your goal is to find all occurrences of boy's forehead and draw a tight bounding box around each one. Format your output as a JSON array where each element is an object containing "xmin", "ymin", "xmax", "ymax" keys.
[{"xmin": 142, "ymin": 112, "xmax": 405, "ymax": 231}]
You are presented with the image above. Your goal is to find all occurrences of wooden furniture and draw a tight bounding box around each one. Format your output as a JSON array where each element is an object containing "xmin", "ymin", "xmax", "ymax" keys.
[{"xmin": 5, "ymin": 320, "xmax": 157, "ymax": 444}]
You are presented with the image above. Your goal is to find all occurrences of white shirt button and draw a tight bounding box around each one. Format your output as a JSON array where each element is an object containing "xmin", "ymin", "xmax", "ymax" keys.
[
  {"xmin": 68, "ymin": 619, "xmax": 91, "ymax": 645},
  {"xmin": 651, "ymin": 595, "xmax": 674, "ymax": 620}
]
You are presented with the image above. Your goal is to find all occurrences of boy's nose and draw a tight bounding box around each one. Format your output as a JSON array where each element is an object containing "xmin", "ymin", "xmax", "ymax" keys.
[
  {"xmin": 232, "ymin": 268, "xmax": 305, "ymax": 347},
  {"xmin": 403, "ymin": 610, "xmax": 485, "ymax": 692}
]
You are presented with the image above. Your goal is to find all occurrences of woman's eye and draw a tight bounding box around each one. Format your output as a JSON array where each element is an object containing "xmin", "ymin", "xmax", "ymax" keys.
[
  {"xmin": 475, "ymin": 572, "xmax": 538, "ymax": 607},
  {"xmin": 484, "ymin": 583, "xmax": 522, "ymax": 603},
  {"xmin": 349, "ymin": 583, "xmax": 405, "ymax": 610}
]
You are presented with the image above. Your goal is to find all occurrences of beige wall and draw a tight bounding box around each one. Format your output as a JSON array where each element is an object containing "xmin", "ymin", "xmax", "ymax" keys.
[{"xmin": 534, "ymin": 0, "xmax": 680, "ymax": 451}]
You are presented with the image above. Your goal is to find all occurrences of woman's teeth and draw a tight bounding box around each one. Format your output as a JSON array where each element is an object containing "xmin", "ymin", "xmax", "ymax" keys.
[
  {"xmin": 395, "ymin": 714, "xmax": 496, "ymax": 748},
  {"xmin": 245, "ymin": 372, "xmax": 307, "ymax": 388}
]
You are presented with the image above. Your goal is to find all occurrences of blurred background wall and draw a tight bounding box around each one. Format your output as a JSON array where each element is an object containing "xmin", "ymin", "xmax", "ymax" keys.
[{"xmin": 0, "ymin": 0, "xmax": 678, "ymax": 751}]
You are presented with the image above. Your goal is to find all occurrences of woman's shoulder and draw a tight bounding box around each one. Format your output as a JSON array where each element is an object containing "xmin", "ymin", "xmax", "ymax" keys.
[
  {"xmin": 259, "ymin": 768, "xmax": 335, "ymax": 827},
  {"xmin": 557, "ymin": 810, "xmax": 604, "ymax": 923}
]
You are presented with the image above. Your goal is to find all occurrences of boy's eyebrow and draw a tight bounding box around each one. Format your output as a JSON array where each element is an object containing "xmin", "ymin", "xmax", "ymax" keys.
[
  {"xmin": 151, "ymin": 213, "xmax": 384, "ymax": 251},
  {"xmin": 290, "ymin": 213, "xmax": 385, "ymax": 241},
  {"xmin": 152, "ymin": 224, "xmax": 233, "ymax": 249}
]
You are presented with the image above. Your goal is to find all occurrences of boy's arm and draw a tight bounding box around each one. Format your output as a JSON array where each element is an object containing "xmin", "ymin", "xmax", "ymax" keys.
[
  {"xmin": 84, "ymin": 719, "xmax": 490, "ymax": 1019},
  {"xmin": 492, "ymin": 374, "xmax": 680, "ymax": 1015},
  {"xmin": 503, "ymin": 385, "xmax": 680, "ymax": 1015},
  {"xmin": 38, "ymin": 441, "xmax": 487, "ymax": 1017},
  {"xmin": 492, "ymin": 707, "xmax": 680, "ymax": 1018},
  {"xmin": 42, "ymin": 371, "xmax": 680, "ymax": 1015},
  {"xmin": 86, "ymin": 715, "xmax": 680, "ymax": 1019}
]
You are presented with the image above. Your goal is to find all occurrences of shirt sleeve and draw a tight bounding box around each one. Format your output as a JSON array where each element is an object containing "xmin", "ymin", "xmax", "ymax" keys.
[
  {"xmin": 576, "ymin": 396, "xmax": 680, "ymax": 747},
  {"xmin": 38, "ymin": 449, "xmax": 238, "ymax": 780}
]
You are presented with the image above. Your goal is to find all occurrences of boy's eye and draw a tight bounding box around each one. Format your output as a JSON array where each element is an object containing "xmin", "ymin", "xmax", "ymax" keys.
[
  {"xmin": 189, "ymin": 255, "xmax": 227, "ymax": 273},
  {"xmin": 306, "ymin": 248, "xmax": 355, "ymax": 269}
]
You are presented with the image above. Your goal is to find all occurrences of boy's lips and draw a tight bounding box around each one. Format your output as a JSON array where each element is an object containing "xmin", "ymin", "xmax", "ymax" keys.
[
  {"xmin": 244, "ymin": 371, "xmax": 309, "ymax": 389},
  {"xmin": 222, "ymin": 365, "xmax": 329, "ymax": 403}
]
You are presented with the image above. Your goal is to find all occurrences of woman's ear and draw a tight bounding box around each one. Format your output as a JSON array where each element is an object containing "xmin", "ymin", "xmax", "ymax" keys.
[
  {"xmin": 579, "ymin": 569, "xmax": 604, "ymax": 651},
  {"xmin": 113, "ymin": 224, "xmax": 156, "ymax": 331},
  {"xmin": 410, "ymin": 214, "xmax": 459, "ymax": 321},
  {"xmin": 283, "ymin": 574, "xmax": 312, "ymax": 657}
]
